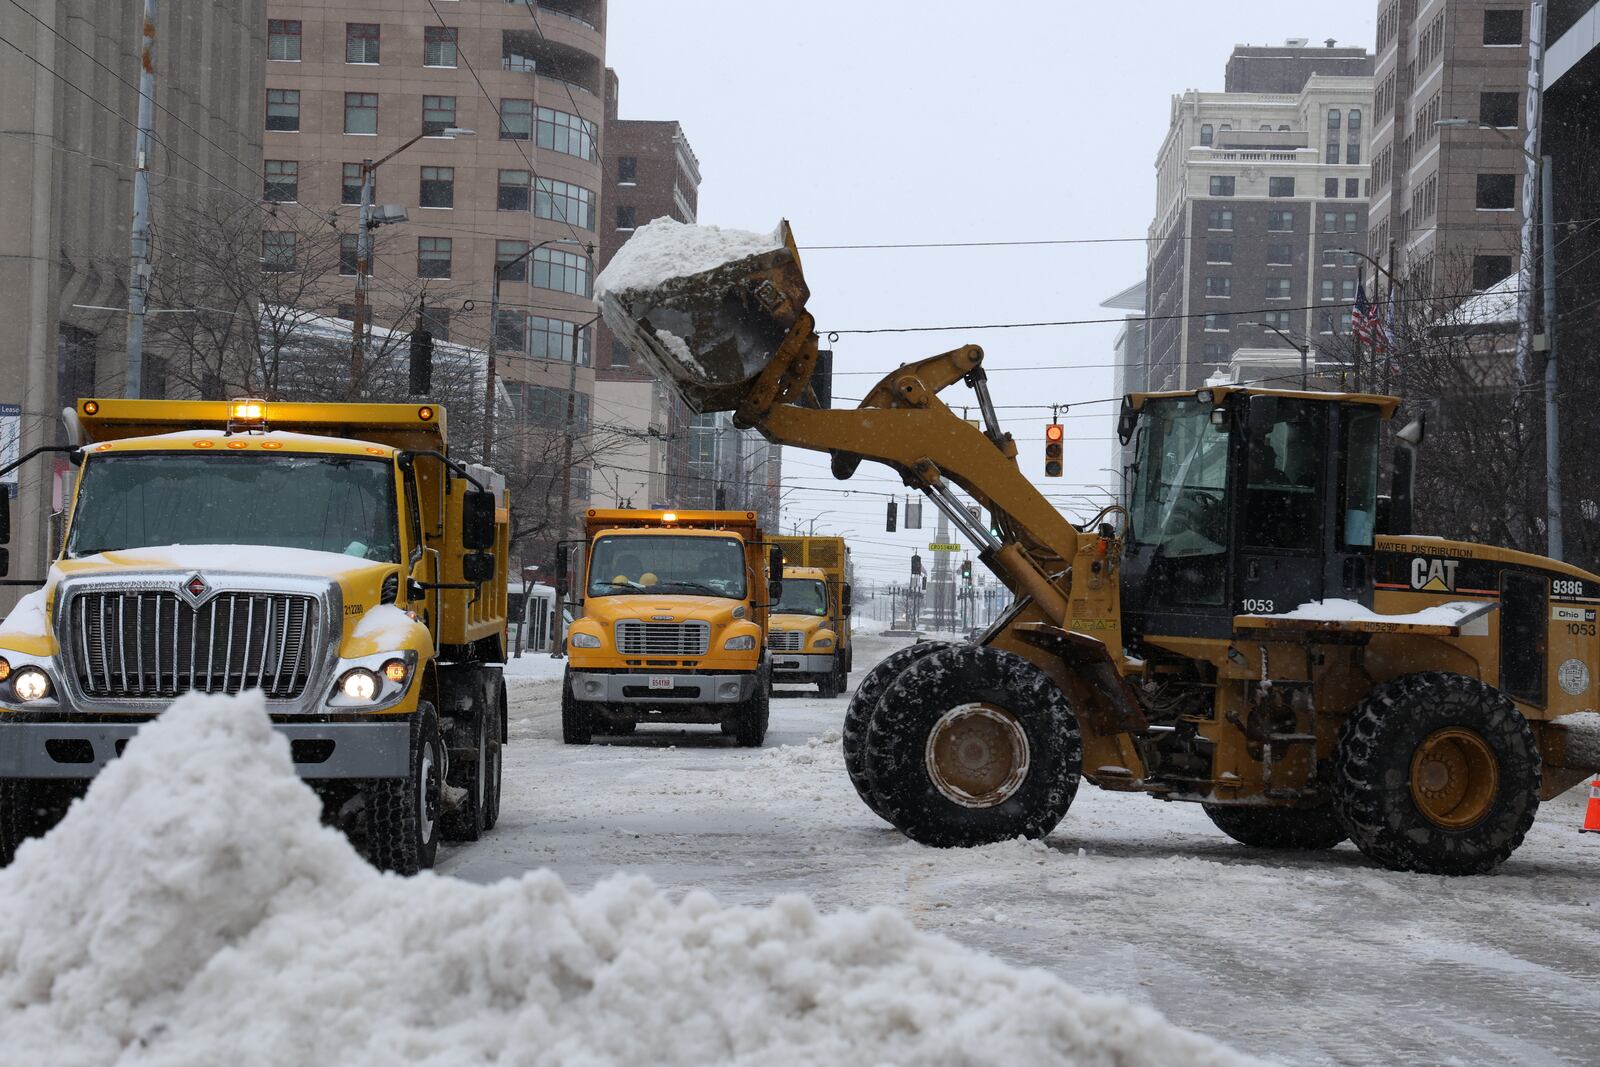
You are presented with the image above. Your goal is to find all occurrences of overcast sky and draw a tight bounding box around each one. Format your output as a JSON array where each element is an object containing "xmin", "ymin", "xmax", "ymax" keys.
[{"xmin": 607, "ymin": 1, "xmax": 1377, "ymax": 586}]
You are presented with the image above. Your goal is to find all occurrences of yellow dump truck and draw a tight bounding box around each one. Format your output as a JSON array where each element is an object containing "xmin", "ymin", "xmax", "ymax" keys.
[
  {"xmin": 0, "ymin": 398, "xmax": 509, "ymax": 875},
  {"xmin": 564, "ymin": 508, "xmax": 779, "ymax": 746},
  {"xmin": 769, "ymin": 535, "xmax": 852, "ymax": 696}
]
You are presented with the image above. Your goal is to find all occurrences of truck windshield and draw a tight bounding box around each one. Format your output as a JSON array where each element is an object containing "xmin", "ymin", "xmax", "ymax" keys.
[
  {"xmin": 66, "ymin": 453, "xmax": 400, "ymax": 562},
  {"xmin": 1129, "ymin": 398, "xmax": 1230, "ymax": 559},
  {"xmin": 775, "ymin": 579, "xmax": 827, "ymax": 616},
  {"xmin": 588, "ymin": 534, "xmax": 746, "ymax": 599}
]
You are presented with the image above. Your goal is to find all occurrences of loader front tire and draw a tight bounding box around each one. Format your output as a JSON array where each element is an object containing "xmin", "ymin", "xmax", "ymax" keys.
[
  {"xmin": 864, "ymin": 645, "xmax": 1081, "ymax": 847},
  {"xmin": 365, "ymin": 702, "xmax": 443, "ymax": 876},
  {"xmin": 1332, "ymin": 672, "xmax": 1540, "ymax": 875},
  {"xmin": 1202, "ymin": 803, "xmax": 1347, "ymax": 850},
  {"xmin": 844, "ymin": 640, "xmax": 953, "ymax": 823}
]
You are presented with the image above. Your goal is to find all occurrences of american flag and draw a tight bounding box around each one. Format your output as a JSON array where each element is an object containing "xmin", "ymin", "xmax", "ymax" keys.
[{"xmin": 1352, "ymin": 280, "xmax": 1373, "ymax": 347}]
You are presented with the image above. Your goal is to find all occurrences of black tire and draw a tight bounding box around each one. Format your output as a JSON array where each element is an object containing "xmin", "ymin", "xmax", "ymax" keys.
[
  {"xmin": 1202, "ymin": 803, "xmax": 1347, "ymax": 850},
  {"xmin": 482, "ymin": 673, "xmax": 504, "ymax": 831},
  {"xmin": 1331, "ymin": 672, "xmax": 1540, "ymax": 875},
  {"xmin": 561, "ymin": 669, "xmax": 592, "ymax": 745},
  {"xmin": 844, "ymin": 641, "xmax": 953, "ymax": 823},
  {"xmin": 441, "ymin": 703, "xmax": 488, "ymax": 843},
  {"xmin": 365, "ymin": 702, "xmax": 444, "ymax": 875},
  {"xmin": 734, "ymin": 668, "xmax": 771, "ymax": 747},
  {"xmin": 818, "ymin": 661, "xmax": 841, "ymax": 699},
  {"xmin": 864, "ymin": 645, "xmax": 1081, "ymax": 847}
]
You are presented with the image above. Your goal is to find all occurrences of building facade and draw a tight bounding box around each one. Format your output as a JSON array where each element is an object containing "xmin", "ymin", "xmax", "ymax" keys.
[
  {"xmin": 0, "ymin": 0, "xmax": 264, "ymax": 603},
  {"xmin": 1146, "ymin": 42, "xmax": 1375, "ymax": 392}
]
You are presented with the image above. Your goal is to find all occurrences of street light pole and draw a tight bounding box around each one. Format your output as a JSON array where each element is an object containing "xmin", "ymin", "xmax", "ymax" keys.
[{"xmin": 1238, "ymin": 320, "xmax": 1311, "ymax": 388}]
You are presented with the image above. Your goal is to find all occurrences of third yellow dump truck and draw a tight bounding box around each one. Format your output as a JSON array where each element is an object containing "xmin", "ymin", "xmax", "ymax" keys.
[
  {"xmin": 563, "ymin": 509, "xmax": 780, "ymax": 746},
  {"xmin": 769, "ymin": 535, "xmax": 852, "ymax": 696}
]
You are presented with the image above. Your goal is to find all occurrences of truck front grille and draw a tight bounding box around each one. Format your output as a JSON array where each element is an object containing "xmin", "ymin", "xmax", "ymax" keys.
[
  {"xmin": 614, "ymin": 620, "xmax": 709, "ymax": 657},
  {"xmin": 69, "ymin": 590, "xmax": 319, "ymax": 701},
  {"xmin": 768, "ymin": 630, "xmax": 803, "ymax": 651}
]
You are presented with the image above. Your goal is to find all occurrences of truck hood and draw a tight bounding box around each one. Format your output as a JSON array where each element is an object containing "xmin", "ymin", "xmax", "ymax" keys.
[
  {"xmin": 770, "ymin": 614, "xmax": 826, "ymax": 635},
  {"xmin": 53, "ymin": 544, "xmax": 397, "ymax": 584},
  {"xmin": 583, "ymin": 593, "xmax": 747, "ymax": 627}
]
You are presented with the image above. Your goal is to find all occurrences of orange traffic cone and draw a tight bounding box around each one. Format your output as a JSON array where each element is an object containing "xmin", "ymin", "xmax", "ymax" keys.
[{"xmin": 1583, "ymin": 776, "xmax": 1600, "ymax": 834}]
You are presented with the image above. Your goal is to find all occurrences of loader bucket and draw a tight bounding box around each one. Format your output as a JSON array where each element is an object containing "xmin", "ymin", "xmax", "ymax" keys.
[{"xmin": 595, "ymin": 219, "xmax": 812, "ymax": 413}]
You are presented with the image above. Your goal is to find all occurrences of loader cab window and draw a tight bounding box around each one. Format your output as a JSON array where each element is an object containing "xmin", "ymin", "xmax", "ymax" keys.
[
  {"xmin": 1243, "ymin": 397, "xmax": 1325, "ymax": 552},
  {"xmin": 1340, "ymin": 406, "xmax": 1381, "ymax": 548},
  {"xmin": 1130, "ymin": 399, "xmax": 1230, "ymax": 559}
]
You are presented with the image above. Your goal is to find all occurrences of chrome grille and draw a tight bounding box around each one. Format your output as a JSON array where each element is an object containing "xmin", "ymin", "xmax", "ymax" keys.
[
  {"xmin": 69, "ymin": 590, "xmax": 318, "ymax": 700},
  {"xmin": 614, "ymin": 620, "xmax": 709, "ymax": 656},
  {"xmin": 768, "ymin": 630, "xmax": 803, "ymax": 651}
]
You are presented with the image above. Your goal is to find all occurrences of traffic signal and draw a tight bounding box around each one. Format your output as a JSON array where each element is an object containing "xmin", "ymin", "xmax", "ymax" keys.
[
  {"xmin": 886, "ymin": 500, "xmax": 898, "ymax": 532},
  {"xmin": 960, "ymin": 559, "xmax": 973, "ymax": 583},
  {"xmin": 409, "ymin": 329, "xmax": 434, "ymax": 394},
  {"xmin": 910, "ymin": 552, "xmax": 923, "ymax": 576},
  {"xmin": 1044, "ymin": 423, "xmax": 1064, "ymax": 477}
]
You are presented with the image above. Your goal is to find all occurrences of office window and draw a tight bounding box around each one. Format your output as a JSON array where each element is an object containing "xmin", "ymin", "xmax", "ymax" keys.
[
  {"xmin": 1205, "ymin": 241, "xmax": 1233, "ymax": 264},
  {"xmin": 1327, "ymin": 141, "xmax": 1340, "ymax": 165},
  {"xmin": 1325, "ymin": 178, "xmax": 1339, "ymax": 198},
  {"xmin": 1484, "ymin": 10, "xmax": 1523, "ymax": 45},
  {"xmin": 1322, "ymin": 211, "xmax": 1339, "ymax": 233},
  {"xmin": 268, "ymin": 20, "xmax": 300, "ymax": 61},
  {"xmin": 1205, "ymin": 276, "xmax": 1232, "ymax": 297},
  {"xmin": 1278, "ymin": 124, "xmax": 1290, "ymax": 132},
  {"xmin": 1346, "ymin": 178, "xmax": 1360, "ymax": 198},
  {"xmin": 536, "ymin": 107, "xmax": 598, "ymax": 160},
  {"xmin": 535, "ymin": 178, "xmax": 596, "ymax": 230},
  {"xmin": 530, "ymin": 317, "xmax": 591, "ymax": 365},
  {"xmin": 1343, "ymin": 280, "xmax": 1359, "ymax": 300},
  {"xmin": 1474, "ymin": 254, "xmax": 1513, "ymax": 290},
  {"xmin": 338, "ymin": 235, "xmax": 372, "ymax": 277},
  {"xmin": 1264, "ymin": 278, "xmax": 1291, "ymax": 300},
  {"xmin": 498, "ymin": 169, "xmax": 530, "ymax": 211},
  {"xmin": 1199, "ymin": 123, "xmax": 1214, "ymax": 146},
  {"xmin": 533, "ymin": 246, "xmax": 591, "ymax": 296},
  {"xmin": 263, "ymin": 160, "xmax": 297, "ymax": 202},
  {"xmin": 1320, "ymin": 312, "xmax": 1337, "ymax": 334},
  {"xmin": 1207, "ymin": 208, "xmax": 1233, "ymax": 230},
  {"xmin": 266, "ymin": 89, "xmax": 299, "ymax": 131},
  {"xmin": 422, "ymin": 95, "xmax": 456, "ymax": 136},
  {"xmin": 1477, "ymin": 174, "xmax": 1515, "ymax": 209},
  {"xmin": 1480, "ymin": 91, "xmax": 1519, "ymax": 128},
  {"xmin": 1267, "ymin": 243, "xmax": 1293, "ymax": 265},
  {"xmin": 500, "ymin": 98, "xmax": 533, "ymax": 139},
  {"xmin": 1348, "ymin": 109, "xmax": 1362, "ymax": 134},
  {"xmin": 418, "ymin": 237, "xmax": 452, "ymax": 278},
  {"xmin": 1346, "ymin": 144, "xmax": 1360, "ymax": 165},
  {"xmin": 1202, "ymin": 343, "xmax": 1228, "ymax": 361},
  {"xmin": 1344, "ymin": 212, "xmax": 1359, "ymax": 233},
  {"xmin": 261, "ymin": 231, "xmax": 295, "ymax": 272},
  {"xmin": 496, "ymin": 239, "xmax": 530, "ymax": 281},
  {"xmin": 1269, "ymin": 177, "xmax": 1294, "ymax": 198},
  {"xmin": 342, "ymin": 163, "xmax": 367, "ymax": 205},
  {"xmin": 346, "ymin": 23, "xmax": 380, "ymax": 64},
  {"xmin": 419, "ymin": 166, "xmax": 453, "ymax": 208},
  {"xmin": 495, "ymin": 311, "xmax": 529, "ymax": 352},
  {"xmin": 344, "ymin": 92, "xmax": 378, "ymax": 135},
  {"xmin": 424, "ymin": 26, "xmax": 458, "ymax": 67},
  {"xmin": 618, "ymin": 156, "xmax": 637, "ymax": 184},
  {"xmin": 616, "ymin": 205, "xmax": 637, "ymax": 230},
  {"xmin": 419, "ymin": 307, "xmax": 449, "ymax": 343},
  {"xmin": 1204, "ymin": 313, "xmax": 1230, "ymax": 331},
  {"xmin": 1263, "ymin": 311, "xmax": 1291, "ymax": 330},
  {"xmin": 1322, "ymin": 248, "xmax": 1353, "ymax": 268},
  {"xmin": 1269, "ymin": 210, "xmax": 1295, "ymax": 231},
  {"xmin": 1320, "ymin": 279, "xmax": 1336, "ymax": 301},
  {"xmin": 1328, "ymin": 108, "xmax": 1342, "ymax": 130},
  {"xmin": 1209, "ymin": 175, "xmax": 1236, "ymax": 196}
]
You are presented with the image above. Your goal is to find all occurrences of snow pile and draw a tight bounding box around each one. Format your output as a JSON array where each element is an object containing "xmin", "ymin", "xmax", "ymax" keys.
[
  {"xmin": 596, "ymin": 217, "xmax": 785, "ymax": 297},
  {"xmin": 0, "ymin": 694, "xmax": 1263, "ymax": 1067},
  {"xmin": 1258, "ymin": 598, "xmax": 1491, "ymax": 628}
]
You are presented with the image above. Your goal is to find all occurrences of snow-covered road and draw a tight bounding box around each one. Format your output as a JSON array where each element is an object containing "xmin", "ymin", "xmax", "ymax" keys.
[{"xmin": 440, "ymin": 634, "xmax": 1600, "ymax": 1066}]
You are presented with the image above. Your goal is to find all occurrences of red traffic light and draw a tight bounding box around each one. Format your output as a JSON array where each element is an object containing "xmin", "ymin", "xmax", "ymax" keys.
[
  {"xmin": 1045, "ymin": 423, "xmax": 1065, "ymax": 443},
  {"xmin": 1044, "ymin": 424, "xmax": 1064, "ymax": 477}
]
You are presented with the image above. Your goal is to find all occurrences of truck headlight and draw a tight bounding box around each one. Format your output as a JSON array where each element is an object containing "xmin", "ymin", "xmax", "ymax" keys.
[
  {"xmin": 570, "ymin": 632, "xmax": 601, "ymax": 648},
  {"xmin": 725, "ymin": 635, "xmax": 755, "ymax": 651},
  {"xmin": 12, "ymin": 666, "xmax": 52, "ymax": 703},
  {"xmin": 338, "ymin": 668, "xmax": 380, "ymax": 703},
  {"xmin": 812, "ymin": 637, "xmax": 834, "ymax": 650}
]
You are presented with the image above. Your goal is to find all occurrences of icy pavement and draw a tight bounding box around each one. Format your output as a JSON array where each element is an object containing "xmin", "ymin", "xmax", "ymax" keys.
[{"xmin": 444, "ymin": 635, "xmax": 1600, "ymax": 1067}]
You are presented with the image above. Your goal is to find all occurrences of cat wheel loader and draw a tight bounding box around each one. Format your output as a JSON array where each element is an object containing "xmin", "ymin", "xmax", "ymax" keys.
[{"xmin": 596, "ymin": 218, "xmax": 1600, "ymax": 875}]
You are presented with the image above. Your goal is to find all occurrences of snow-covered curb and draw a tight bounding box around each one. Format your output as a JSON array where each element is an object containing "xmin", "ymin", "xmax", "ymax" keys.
[{"xmin": 0, "ymin": 693, "xmax": 1263, "ymax": 1066}]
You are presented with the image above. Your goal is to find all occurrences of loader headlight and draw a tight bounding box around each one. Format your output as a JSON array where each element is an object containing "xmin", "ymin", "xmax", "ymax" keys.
[
  {"xmin": 725, "ymin": 635, "xmax": 756, "ymax": 651},
  {"xmin": 13, "ymin": 667, "xmax": 53, "ymax": 703},
  {"xmin": 570, "ymin": 632, "xmax": 601, "ymax": 649},
  {"xmin": 338, "ymin": 668, "xmax": 380, "ymax": 703}
]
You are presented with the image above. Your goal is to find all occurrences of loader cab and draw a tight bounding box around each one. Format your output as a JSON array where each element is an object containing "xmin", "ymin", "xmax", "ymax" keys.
[{"xmin": 1119, "ymin": 388, "xmax": 1390, "ymax": 644}]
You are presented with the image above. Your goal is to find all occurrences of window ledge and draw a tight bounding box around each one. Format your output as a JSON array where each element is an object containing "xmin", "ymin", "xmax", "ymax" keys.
[{"xmin": 345, "ymin": 132, "xmax": 378, "ymax": 137}]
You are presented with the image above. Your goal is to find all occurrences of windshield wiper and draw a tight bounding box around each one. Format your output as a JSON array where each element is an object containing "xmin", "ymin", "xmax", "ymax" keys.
[{"xmin": 652, "ymin": 580, "xmax": 727, "ymax": 596}]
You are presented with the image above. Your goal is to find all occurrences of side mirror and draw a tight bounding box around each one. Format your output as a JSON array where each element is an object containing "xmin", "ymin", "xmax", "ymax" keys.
[
  {"xmin": 842, "ymin": 582, "xmax": 853, "ymax": 615},
  {"xmin": 0, "ymin": 492, "xmax": 9, "ymax": 545},
  {"xmin": 768, "ymin": 545, "xmax": 784, "ymax": 602},
  {"xmin": 0, "ymin": 547, "xmax": 9, "ymax": 578},
  {"xmin": 1116, "ymin": 397, "xmax": 1137, "ymax": 445},
  {"xmin": 462, "ymin": 551, "xmax": 495, "ymax": 584},
  {"xmin": 462, "ymin": 489, "xmax": 495, "ymax": 550}
]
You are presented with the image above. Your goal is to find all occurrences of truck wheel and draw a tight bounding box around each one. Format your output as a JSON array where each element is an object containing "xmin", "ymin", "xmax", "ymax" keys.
[
  {"xmin": 864, "ymin": 645, "xmax": 1081, "ymax": 847},
  {"xmin": 365, "ymin": 702, "xmax": 444, "ymax": 875},
  {"xmin": 481, "ymin": 674, "xmax": 505, "ymax": 831},
  {"xmin": 1332, "ymin": 672, "xmax": 1540, "ymax": 875},
  {"xmin": 818, "ymin": 661, "xmax": 841, "ymax": 699},
  {"xmin": 734, "ymin": 671, "xmax": 771, "ymax": 747},
  {"xmin": 844, "ymin": 641, "xmax": 952, "ymax": 823},
  {"xmin": 561, "ymin": 669, "xmax": 592, "ymax": 745},
  {"xmin": 1202, "ymin": 803, "xmax": 1347, "ymax": 850}
]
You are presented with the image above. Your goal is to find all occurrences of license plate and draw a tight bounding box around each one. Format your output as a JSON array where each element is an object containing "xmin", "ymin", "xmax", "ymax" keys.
[{"xmin": 648, "ymin": 675, "xmax": 675, "ymax": 690}]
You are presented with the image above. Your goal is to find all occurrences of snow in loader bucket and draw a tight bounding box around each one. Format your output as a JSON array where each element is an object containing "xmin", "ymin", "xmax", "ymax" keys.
[{"xmin": 596, "ymin": 218, "xmax": 811, "ymax": 414}]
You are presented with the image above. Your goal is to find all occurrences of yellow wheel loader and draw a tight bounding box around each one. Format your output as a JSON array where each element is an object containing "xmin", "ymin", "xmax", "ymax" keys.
[{"xmin": 597, "ymin": 219, "xmax": 1600, "ymax": 875}]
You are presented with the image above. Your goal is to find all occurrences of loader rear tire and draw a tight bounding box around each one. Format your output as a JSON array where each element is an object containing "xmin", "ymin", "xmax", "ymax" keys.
[
  {"xmin": 1332, "ymin": 672, "xmax": 1540, "ymax": 875},
  {"xmin": 864, "ymin": 645, "xmax": 1081, "ymax": 847},
  {"xmin": 844, "ymin": 640, "xmax": 953, "ymax": 823},
  {"xmin": 364, "ymin": 702, "xmax": 443, "ymax": 876},
  {"xmin": 1202, "ymin": 803, "xmax": 1347, "ymax": 850}
]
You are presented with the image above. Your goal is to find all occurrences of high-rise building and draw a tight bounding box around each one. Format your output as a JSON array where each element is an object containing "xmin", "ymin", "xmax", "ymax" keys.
[
  {"xmin": 1146, "ymin": 41, "xmax": 1375, "ymax": 391},
  {"xmin": 262, "ymin": 0, "xmax": 607, "ymax": 505},
  {"xmin": 1368, "ymin": 1, "xmax": 1535, "ymax": 289},
  {"xmin": 0, "ymin": 1, "xmax": 265, "ymax": 603}
]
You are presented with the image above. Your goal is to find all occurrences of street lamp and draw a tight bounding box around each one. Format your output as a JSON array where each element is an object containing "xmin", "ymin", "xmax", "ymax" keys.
[
  {"xmin": 1436, "ymin": 116, "xmax": 1562, "ymax": 558},
  {"xmin": 1237, "ymin": 320, "xmax": 1313, "ymax": 389},
  {"xmin": 349, "ymin": 126, "xmax": 475, "ymax": 399}
]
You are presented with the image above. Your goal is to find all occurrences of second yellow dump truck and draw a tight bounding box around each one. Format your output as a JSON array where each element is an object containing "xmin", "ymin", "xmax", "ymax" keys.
[
  {"xmin": 563, "ymin": 509, "xmax": 780, "ymax": 746},
  {"xmin": 769, "ymin": 535, "xmax": 852, "ymax": 696}
]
